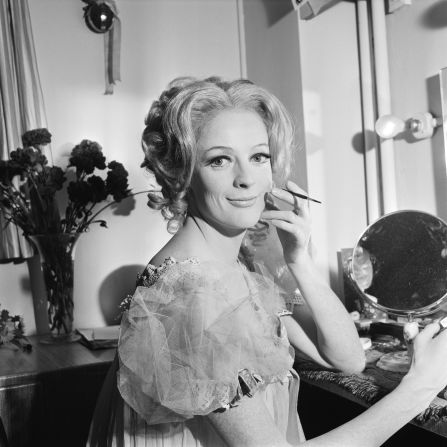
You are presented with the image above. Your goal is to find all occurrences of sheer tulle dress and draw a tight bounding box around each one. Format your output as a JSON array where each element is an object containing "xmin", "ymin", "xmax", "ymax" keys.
[{"xmin": 87, "ymin": 258, "xmax": 305, "ymax": 446}]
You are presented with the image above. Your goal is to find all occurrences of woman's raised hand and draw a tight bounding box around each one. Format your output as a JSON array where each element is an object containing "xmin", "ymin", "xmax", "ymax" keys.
[
  {"xmin": 261, "ymin": 180, "xmax": 312, "ymax": 265},
  {"xmin": 400, "ymin": 322, "xmax": 447, "ymax": 411}
]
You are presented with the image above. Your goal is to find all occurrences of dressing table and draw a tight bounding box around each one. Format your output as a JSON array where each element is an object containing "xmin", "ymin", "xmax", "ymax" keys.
[
  {"xmin": 296, "ymin": 367, "xmax": 447, "ymax": 446},
  {"xmin": 296, "ymin": 210, "xmax": 447, "ymax": 446},
  {"xmin": 0, "ymin": 336, "xmax": 115, "ymax": 446}
]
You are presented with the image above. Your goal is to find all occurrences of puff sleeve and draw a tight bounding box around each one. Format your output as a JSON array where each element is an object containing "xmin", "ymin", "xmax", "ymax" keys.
[{"xmin": 117, "ymin": 260, "xmax": 294, "ymax": 425}]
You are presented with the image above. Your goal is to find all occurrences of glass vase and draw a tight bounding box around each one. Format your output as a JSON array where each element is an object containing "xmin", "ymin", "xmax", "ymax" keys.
[{"xmin": 29, "ymin": 233, "xmax": 81, "ymax": 343}]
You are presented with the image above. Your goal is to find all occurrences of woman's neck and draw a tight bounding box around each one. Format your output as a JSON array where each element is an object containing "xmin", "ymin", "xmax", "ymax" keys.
[{"xmin": 179, "ymin": 214, "xmax": 245, "ymax": 265}]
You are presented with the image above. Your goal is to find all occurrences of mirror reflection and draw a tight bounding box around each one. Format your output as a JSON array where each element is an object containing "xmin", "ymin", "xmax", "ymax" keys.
[{"xmin": 350, "ymin": 210, "xmax": 447, "ymax": 316}]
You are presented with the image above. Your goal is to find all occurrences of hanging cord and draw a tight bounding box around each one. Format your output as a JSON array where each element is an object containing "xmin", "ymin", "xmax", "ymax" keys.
[{"xmin": 103, "ymin": 0, "xmax": 121, "ymax": 94}]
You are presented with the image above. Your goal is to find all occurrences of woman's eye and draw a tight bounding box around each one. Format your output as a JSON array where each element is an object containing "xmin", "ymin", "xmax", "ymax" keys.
[
  {"xmin": 209, "ymin": 156, "xmax": 230, "ymax": 168},
  {"xmin": 252, "ymin": 153, "xmax": 271, "ymax": 163}
]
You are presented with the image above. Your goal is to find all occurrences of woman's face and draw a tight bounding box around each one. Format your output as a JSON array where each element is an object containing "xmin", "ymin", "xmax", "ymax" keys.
[{"xmin": 190, "ymin": 108, "xmax": 272, "ymax": 234}]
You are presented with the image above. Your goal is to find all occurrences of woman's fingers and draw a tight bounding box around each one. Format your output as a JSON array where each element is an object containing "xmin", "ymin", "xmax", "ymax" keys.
[
  {"xmin": 261, "ymin": 209, "xmax": 310, "ymax": 245},
  {"xmin": 413, "ymin": 322, "xmax": 443, "ymax": 349},
  {"xmin": 261, "ymin": 209, "xmax": 300, "ymax": 222},
  {"xmin": 264, "ymin": 193, "xmax": 280, "ymax": 211},
  {"xmin": 269, "ymin": 188, "xmax": 295, "ymax": 205},
  {"xmin": 269, "ymin": 188, "xmax": 310, "ymax": 217},
  {"xmin": 418, "ymin": 322, "xmax": 442, "ymax": 340},
  {"xmin": 410, "ymin": 322, "xmax": 447, "ymax": 384},
  {"xmin": 264, "ymin": 219, "xmax": 297, "ymax": 234}
]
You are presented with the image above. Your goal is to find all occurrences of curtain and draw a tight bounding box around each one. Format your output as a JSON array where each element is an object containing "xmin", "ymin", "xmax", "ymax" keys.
[{"xmin": 0, "ymin": 0, "xmax": 48, "ymax": 262}]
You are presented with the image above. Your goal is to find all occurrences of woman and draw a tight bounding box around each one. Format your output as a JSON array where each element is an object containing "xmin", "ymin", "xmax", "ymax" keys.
[{"xmin": 88, "ymin": 77, "xmax": 447, "ymax": 446}]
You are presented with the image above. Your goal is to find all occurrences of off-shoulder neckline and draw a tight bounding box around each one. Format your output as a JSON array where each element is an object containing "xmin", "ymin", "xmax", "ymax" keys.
[
  {"xmin": 142, "ymin": 257, "xmax": 249, "ymax": 284},
  {"xmin": 146, "ymin": 256, "xmax": 200, "ymax": 272},
  {"xmin": 146, "ymin": 256, "xmax": 247, "ymax": 271},
  {"xmin": 138, "ymin": 256, "xmax": 251, "ymax": 291}
]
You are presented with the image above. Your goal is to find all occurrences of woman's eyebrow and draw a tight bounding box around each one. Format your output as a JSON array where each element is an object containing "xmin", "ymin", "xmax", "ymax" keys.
[
  {"xmin": 201, "ymin": 143, "xmax": 269, "ymax": 155},
  {"xmin": 205, "ymin": 143, "xmax": 268, "ymax": 151},
  {"xmin": 203, "ymin": 146, "xmax": 233, "ymax": 153},
  {"xmin": 252, "ymin": 143, "xmax": 269, "ymax": 149}
]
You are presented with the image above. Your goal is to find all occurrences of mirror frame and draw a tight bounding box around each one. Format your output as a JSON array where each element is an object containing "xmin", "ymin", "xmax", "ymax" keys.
[{"xmin": 348, "ymin": 210, "xmax": 447, "ymax": 318}]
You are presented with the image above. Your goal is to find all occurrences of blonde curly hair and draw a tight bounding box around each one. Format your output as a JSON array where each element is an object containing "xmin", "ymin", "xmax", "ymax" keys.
[{"xmin": 141, "ymin": 76, "xmax": 295, "ymax": 233}]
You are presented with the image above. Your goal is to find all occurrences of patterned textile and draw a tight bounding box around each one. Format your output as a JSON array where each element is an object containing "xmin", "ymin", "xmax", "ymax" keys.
[{"xmin": 296, "ymin": 347, "xmax": 447, "ymax": 426}]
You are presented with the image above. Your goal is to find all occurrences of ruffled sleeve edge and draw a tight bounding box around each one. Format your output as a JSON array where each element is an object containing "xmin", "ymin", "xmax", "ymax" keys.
[
  {"xmin": 213, "ymin": 368, "xmax": 288, "ymax": 413},
  {"xmin": 118, "ymin": 363, "xmax": 290, "ymax": 423}
]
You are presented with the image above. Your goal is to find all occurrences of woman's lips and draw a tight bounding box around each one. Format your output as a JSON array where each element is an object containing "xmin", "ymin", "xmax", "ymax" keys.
[{"xmin": 227, "ymin": 196, "xmax": 257, "ymax": 208}]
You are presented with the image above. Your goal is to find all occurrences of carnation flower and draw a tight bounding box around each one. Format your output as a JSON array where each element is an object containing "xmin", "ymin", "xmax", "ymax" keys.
[
  {"xmin": 0, "ymin": 128, "xmax": 134, "ymax": 236},
  {"xmin": 67, "ymin": 180, "xmax": 93, "ymax": 206},
  {"xmin": 87, "ymin": 175, "xmax": 108, "ymax": 203},
  {"xmin": 21, "ymin": 128, "xmax": 52, "ymax": 148},
  {"xmin": 68, "ymin": 140, "xmax": 107, "ymax": 174},
  {"xmin": 0, "ymin": 160, "xmax": 22, "ymax": 182},
  {"xmin": 10, "ymin": 147, "xmax": 47, "ymax": 171},
  {"xmin": 106, "ymin": 161, "xmax": 130, "ymax": 201},
  {"xmin": 47, "ymin": 166, "xmax": 66, "ymax": 191}
]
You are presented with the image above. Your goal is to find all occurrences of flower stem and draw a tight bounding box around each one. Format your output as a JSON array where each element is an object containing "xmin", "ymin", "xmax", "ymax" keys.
[{"xmin": 80, "ymin": 190, "xmax": 148, "ymax": 232}]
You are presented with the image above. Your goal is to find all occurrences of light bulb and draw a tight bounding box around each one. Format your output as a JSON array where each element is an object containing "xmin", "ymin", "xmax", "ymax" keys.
[{"xmin": 375, "ymin": 114, "xmax": 406, "ymax": 139}]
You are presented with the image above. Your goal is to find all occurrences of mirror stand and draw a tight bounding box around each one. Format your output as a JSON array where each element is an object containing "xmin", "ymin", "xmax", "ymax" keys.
[{"xmin": 346, "ymin": 210, "xmax": 447, "ymax": 373}]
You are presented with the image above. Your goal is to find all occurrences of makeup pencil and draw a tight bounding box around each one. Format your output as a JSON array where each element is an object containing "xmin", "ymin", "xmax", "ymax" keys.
[{"xmin": 281, "ymin": 188, "xmax": 322, "ymax": 204}]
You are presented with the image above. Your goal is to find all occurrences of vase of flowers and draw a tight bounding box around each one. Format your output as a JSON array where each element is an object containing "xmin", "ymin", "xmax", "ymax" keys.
[
  {"xmin": 28, "ymin": 233, "xmax": 80, "ymax": 341},
  {"xmin": 0, "ymin": 128, "xmax": 132, "ymax": 342}
]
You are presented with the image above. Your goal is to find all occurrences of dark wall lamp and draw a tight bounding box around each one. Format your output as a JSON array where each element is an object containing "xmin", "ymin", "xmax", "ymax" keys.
[{"xmin": 81, "ymin": 0, "xmax": 115, "ymax": 34}]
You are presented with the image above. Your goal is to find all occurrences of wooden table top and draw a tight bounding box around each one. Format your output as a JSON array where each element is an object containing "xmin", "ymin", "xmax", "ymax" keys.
[{"xmin": 0, "ymin": 335, "xmax": 115, "ymax": 387}]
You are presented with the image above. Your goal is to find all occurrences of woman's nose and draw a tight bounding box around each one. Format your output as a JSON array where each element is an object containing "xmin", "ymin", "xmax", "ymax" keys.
[{"xmin": 233, "ymin": 162, "xmax": 255, "ymax": 188}]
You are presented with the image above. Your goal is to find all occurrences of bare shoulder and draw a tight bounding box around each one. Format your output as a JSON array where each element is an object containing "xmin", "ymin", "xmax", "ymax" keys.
[
  {"xmin": 149, "ymin": 237, "xmax": 186, "ymax": 267},
  {"xmin": 150, "ymin": 226, "xmax": 213, "ymax": 267}
]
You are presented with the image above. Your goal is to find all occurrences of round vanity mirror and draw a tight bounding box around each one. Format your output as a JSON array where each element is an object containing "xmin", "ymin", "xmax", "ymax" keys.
[{"xmin": 349, "ymin": 210, "xmax": 447, "ymax": 318}]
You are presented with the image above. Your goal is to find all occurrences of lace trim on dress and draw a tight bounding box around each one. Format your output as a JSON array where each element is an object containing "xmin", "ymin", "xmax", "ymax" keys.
[
  {"xmin": 120, "ymin": 257, "xmax": 200, "ymax": 312},
  {"xmin": 137, "ymin": 256, "xmax": 200, "ymax": 287}
]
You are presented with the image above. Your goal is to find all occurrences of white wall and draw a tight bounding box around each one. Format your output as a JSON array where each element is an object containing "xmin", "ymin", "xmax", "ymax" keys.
[
  {"xmin": 386, "ymin": 1, "xmax": 447, "ymax": 219},
  {"xmin": 241, "ymin": 0, "xmax": 367, "ymax": 299},
  {"xmin": 1, "ymin": 0, "xmax": 243, "ymax": 333},
  {"xmin": 297, "ymin": 1, "xmax": 367, "ymax": 296},
  {"xmin": 295, "ymin": 0, "xmax": 447, "ymax": 298},
  {"xmin": 242, "ymin": 0, "xmax": 308, "ymax": 189}
]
